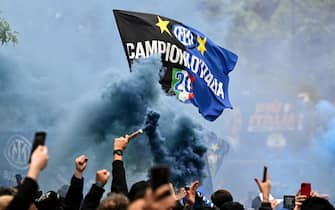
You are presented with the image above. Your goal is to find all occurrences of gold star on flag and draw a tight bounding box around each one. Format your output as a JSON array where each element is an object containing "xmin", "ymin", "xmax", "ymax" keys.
[
  {"xmin": 155, "ymin": 16, "xmax": 172, "ymax": 36},
  {"xmin": 197, "ymin": 35, "xmax": 207, "ymax": 55}
]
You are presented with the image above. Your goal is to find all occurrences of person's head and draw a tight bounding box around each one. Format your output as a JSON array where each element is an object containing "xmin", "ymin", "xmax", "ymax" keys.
[
  {"xmin": 0, "ymin": 187, "xmax": 17, "ymax": 197},
  {"xmin": 0, "ymin": 187, "xmax": 17, "ymax": 210},
  {"xmin": 98, "ymin": 193, "xmax": 129, "ymax": 210},
  {"xmin": 0, "ymin": 195, "xmax": 14, "ymax": 210},
  {"xmin": 211, "ymin": 189, "xmax": 233, "ymax": 208},
  {"xmin": 34, "ymin": 191, "xmax": 62, "ymax": 210},
  {"xmin": 301, "ymin": 197, "xmax": 334, "ymax": 210},
  {"xmin": 219, "ymin": 201, "xmax": 244, "ymax": 210},
  {"xmin": 0, "ymin": 187, "xmax": 40, "ymax": 210},
  {"xmin": 128, "ymin": 180, "xmax": 150, "ymax": 202}
]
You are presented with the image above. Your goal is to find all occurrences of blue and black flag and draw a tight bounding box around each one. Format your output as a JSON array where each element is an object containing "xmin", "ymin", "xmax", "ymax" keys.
[{"xmin": 113, "ymin": 10, "xmax": 238, "ymax": 121}]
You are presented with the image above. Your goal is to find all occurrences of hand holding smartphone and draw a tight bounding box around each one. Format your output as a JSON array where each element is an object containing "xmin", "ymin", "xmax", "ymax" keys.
[{"xmin": 29, "ymin": 131, "xmax": 47, "ymax": 163}]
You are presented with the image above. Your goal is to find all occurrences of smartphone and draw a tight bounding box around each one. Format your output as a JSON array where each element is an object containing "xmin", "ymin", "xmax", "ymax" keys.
[
  {"xmin": 262, "ymin": 166, "xmax": 268, "ymax": 182},
  {"xmin": 283, "ymin": 195, "xmax": 295, "ymax": 210},
  {"xmin": 15, "ymin": 174, "xmax": 22, "ymax": 185},
  {"xmin": 149, "ymin": 165, "xmax": 171, "ymax": 191},
  {"xmin": 29, "ymin": 131, "xmax": 47, "ymax": 163},
  {"xmin": 301, "ymin": 183, "xmax": 311, "ymax": 198}
]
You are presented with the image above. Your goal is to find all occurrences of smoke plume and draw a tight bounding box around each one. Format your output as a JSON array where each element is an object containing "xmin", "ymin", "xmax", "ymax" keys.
[
  {"xmin": 49, "ymin": 57, "xmax": 163, "ymax": 184},
  {"xmin": 314, "ymin": 101, "xmax": 335, "ymax": 162},
  {"xmin": 41, "ymin": 56, "xmax": 214, "ymax": 191},
  {"xmin": 144, "ymin": 110, "xmax": 207, "ymax": 187}
]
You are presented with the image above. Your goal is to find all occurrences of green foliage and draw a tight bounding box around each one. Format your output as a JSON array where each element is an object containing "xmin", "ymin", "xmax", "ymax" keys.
[
  {"xmin": 0, "ymin": 17, "xmax": 18, "ymax": 45},
  {"xmin": 200, "ymin": 0, "xmax": 335, "ymax": 98},
  {"xmin": 225, "ymin": 1, "xmax": 335, "ymax": 92},
  {"xmin": 225, "ymin": 0, "xmax": 335, "ymax": 67}
]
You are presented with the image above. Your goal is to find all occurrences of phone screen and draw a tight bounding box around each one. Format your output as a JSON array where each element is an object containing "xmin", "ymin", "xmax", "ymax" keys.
[
  {"xmin": 283, "ymin": 195, "xmax": 295, "ymax": 209},
  {"xmin": 29, "ymin": 132, "xmax": 47, "ymax": 163}
]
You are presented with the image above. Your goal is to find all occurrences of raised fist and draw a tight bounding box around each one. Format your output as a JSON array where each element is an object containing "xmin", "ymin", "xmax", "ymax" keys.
[
  {"xmin": 96, "ymin": 169, "xmax": 110, "ymax": 186},
  {"xmin": 114, "ymin": 135, "xmax": 129, "ymax": 151},
  {"xmin": 74, "ymin": 155, "xmax": 88, "ymax": 179},
  {"xmin": 75, "ymin": 155, "xmax": 88, "ymax": 173}
]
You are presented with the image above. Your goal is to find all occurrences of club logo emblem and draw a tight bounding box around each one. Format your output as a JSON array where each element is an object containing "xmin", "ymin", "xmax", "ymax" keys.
[
  {"xmin": 4, "ymin": 135, "xmax": 31, "ymax": 170},
  {"xmin": 172, "ymin": 24, "xmax": 196, "ymax": 48}
]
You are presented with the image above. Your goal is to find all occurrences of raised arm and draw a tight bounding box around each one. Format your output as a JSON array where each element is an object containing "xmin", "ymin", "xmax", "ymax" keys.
[
  {"xmin": 81, "ymin": 169, "xmax": 110, "ymax": 210},
  {"xmin": 254, "ymin": 167, "xmax": 276, "ymax": 210},
  {"xmin": 111, "ymin": 135, "xmax": 130, "ymax": 195},
  {"xmin": 7, "ymin": 146, "xmax": 48, "ymax": 210},
  {"xmin": 62, "ymin": 155, "xmax": 88, "ymax": 210}
]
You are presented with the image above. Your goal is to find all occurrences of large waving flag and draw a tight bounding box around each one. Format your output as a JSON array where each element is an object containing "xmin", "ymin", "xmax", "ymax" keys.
[{"xmin": 113, "ymin": 10, "xmax": 238, "ymax": 121}]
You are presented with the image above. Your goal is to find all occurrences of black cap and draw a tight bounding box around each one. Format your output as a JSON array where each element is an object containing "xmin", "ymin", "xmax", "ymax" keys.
[{"xmin": 34, "ymin": 191, "xmax": 61, "ymax": 210}]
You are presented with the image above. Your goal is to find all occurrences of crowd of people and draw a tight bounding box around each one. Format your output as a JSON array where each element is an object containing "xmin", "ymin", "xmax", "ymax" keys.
[{"xmin": 0, "ymin": 134, "xmax": 333, "ymax": 210}]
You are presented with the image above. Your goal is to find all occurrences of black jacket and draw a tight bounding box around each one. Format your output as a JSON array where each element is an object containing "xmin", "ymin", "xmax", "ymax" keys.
[
  {"xmin": 61, "ymin": 176, "xmax": 84, "ymax": 210},
  {"xmin": 6, "ymin": 177, "xmax": 38, "ymax": 210},
  {"xmin": 111, "ymin": 160, "xmax": 128, "ymax": 195},
  {"xmin": 80, "ymin": 184, "xmax": 105, "ymax": 210},
  {"xmin": 80, "ymin": 160, "xmax": 128, "ymax": 210}
]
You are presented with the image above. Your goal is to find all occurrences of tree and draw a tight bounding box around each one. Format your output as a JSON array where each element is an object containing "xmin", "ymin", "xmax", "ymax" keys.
[
  {"xmin": 0, "ymin": 15, "xmax": 18, "ymax": 45},
  {"xmin": 201, "ymin": 0, "xmax": 335, "ymax": 100}
]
